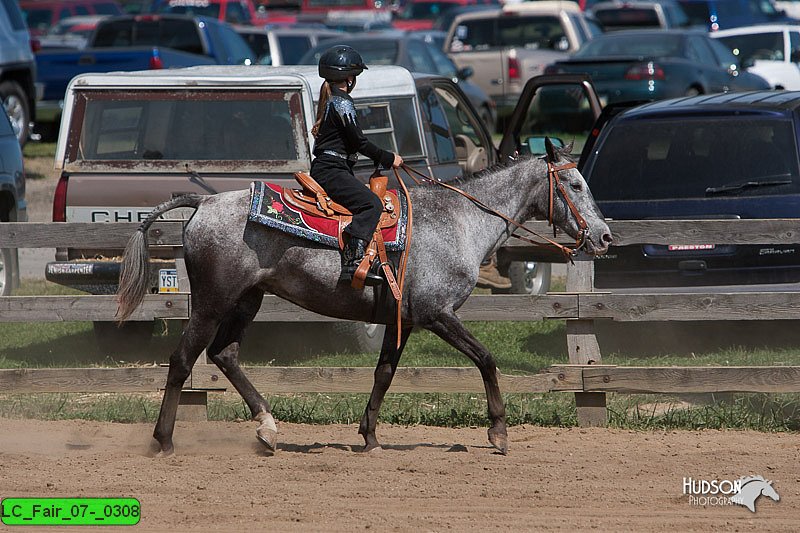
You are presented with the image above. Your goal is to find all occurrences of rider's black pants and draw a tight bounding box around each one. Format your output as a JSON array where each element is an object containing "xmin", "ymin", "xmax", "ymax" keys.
[{"xmin": 310, "ymin": 154, "xmax": 382, "ymax": 242}]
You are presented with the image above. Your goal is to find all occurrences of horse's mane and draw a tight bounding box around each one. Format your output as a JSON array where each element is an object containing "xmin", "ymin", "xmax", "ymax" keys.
[{"xmin": 453, "ymin": 145, "xmax": 579, "ymax": 186}]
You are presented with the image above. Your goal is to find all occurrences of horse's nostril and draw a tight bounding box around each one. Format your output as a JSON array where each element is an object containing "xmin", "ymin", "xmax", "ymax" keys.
[{"xmin": 602, "ymin": 233, "xmax": 613, "ymax": 244}]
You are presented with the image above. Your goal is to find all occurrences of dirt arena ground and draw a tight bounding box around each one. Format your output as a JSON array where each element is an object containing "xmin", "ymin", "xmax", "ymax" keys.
[{"xmin": 0, "ymin": 419, "xmax": 798, "ymax": 531}]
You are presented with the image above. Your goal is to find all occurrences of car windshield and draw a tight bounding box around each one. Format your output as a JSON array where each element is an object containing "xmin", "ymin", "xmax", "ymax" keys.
[
  {"xmin": 588, "ymin": 117, "xmax": 800, "ymax": 201},
  {"xmin": 451, "ymin": 15, "xmax": 566, "ymax": 51},
  {"xmin": 21, "ymin": 8, "xmax": 52, "ymax": 32},
  {"xmin": 574, "ymin": 33, "xmax": 683, "ymax": 57},
  {"xmin": 69, "ymin": 89, "xmax": 308, "ymax": 171},
  {"xmin": 717, "ymin": 32, "xmax": 785, "ymax": 65},
  {"xmin": 276, "ymin": 35, "xmax": 313, "ymax": 64},
  {"xmin": 593, "ymin": 7, "xmax": 661, "ymax": 30},
  {"xmin": 301, "ymin": 40, "xmax": 399, "ymax": 65}
]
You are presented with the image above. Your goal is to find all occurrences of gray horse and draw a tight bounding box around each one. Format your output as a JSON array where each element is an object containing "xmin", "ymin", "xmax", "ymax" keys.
[{"xmin": 116, "ymin": 139, "xmax": 612, "ymax": 456}]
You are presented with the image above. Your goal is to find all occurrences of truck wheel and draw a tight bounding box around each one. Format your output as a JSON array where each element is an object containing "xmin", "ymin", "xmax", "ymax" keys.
[
  {"xmin": 327, "ymin": 322, "xmax": 386, "ymax": 353},
  {"xmin": 93, "ymin": 321, "xmax": 155, "ymax": 355},
  {"xmin": 0, "ymin": 248, "xmax": 12, "ymax": 296},
  {"xmin": 491, "ymin": 261, "xmax": 551, "ymax": 295},
  {"xmin": 0, "ymin": 81, "xmax": 31, "ymax": 146}
]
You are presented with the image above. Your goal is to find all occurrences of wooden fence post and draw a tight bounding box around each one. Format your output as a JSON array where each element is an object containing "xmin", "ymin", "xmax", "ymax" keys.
[{"xmin": 565, "ymin": 252, "xmax": 606, "ymax": 427}]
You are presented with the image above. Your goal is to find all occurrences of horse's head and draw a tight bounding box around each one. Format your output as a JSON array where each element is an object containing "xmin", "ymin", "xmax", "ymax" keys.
[
  {"xmin": 540, "ymin": 137, "xmax": 612, "ymax": 256},
  {"xmin": 761, "ymin": 480, "xmax": 780, "ymax": 502}
]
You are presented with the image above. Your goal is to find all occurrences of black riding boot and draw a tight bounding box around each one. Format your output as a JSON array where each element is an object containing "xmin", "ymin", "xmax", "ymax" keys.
[{"xmin": 340, "ymin": 237, "xmax": 383, "ymax": 286}]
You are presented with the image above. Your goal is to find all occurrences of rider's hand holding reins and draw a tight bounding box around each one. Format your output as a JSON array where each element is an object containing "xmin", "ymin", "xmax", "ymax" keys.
[{"xmin": 392, "ymin": 154, "xmax": 403, "ymax": 168}]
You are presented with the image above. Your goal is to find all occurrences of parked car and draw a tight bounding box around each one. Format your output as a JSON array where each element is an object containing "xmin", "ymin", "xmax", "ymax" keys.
[
  {"xmin": 713, "ymin": 24, "xmax": 800, "ymax": 89},
  {"xmin": 299, "ymin": 32, "xmax": 497, "ymax": 131},
  {"xmin": 0, "ymin": 107, "xmax": 26, "ymax": 296},
  {"xmin": 33, "ymin": 14, "xmax": 255, "ymax": 140},
  {"xmin": 590, "ymin": 0, "xmax": 691, "ymax": 31},
  {"xmin": 580, "ymin": 91, "xmax": 800, "ymax": 290},
  {"xmin": 544, "ymin": 29, "xmax": 770, "ymax": 112},
  {"xmin": 20, "ymin": 0, "xmax": 122, "ymax": 36},
  {"xmin": 235, "ymin": 25, "xmax": 342, "ymax": 65},
  {"xmin": 676, "ymin": 0, "xmax": 795, "ymax": 31},
  {"xmin": 154, "ymin": 0, "xmax": 266, "ymax": 25},
  {"xmin": 37, "ymin": 14, "xmax": 108, "ymax": 49},
  {"xmin": 444, "ymin": 1, "xmax": 602, "ymax": 127},
  {"xmin": 392, "ymin": 0, "xmax": 498, "ymax": 31},
  {"xmin": 0, "ymin": 0, "xmax": 37, "ymax": 145}
]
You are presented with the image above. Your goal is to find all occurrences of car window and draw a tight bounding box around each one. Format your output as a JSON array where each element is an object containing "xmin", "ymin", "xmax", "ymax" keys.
[
  {"xmin": 575, "ymin": 33, "xmax": 682, "ymax": 57},
  {"xmin": 791, "ymin": 31, "xmax": 800, "ymax": 61},
  {"xmin": 450, "ymin": 18, "xmax": 494, "ymax": 51},
  {"xmin": 211, "ymin": 22, "xmax": 254, "ymax": 64},
  {"xmin": 354, "ymin": 99, "xmax": 424, "ymax": 159},
  {"xmin": 243, "ymin": 32, "xmax": 270, "ymax": 63},
  {"xmin": 686, "ymin": 35, "xmax": 718, "ymax": 66},
  {"xmin": 717, "ymin": 32, "xmax": 783, "ymax": 65},
  {"xmin": 94, "ymin": 19, "xmax": 205, "ymax": 54},
  {"xmin": 434, "ymin": 85, "xmax": 484, "ymax": 149},
  {"xmin": 23, "ymin": 8, "xmax": 54, "ymax": 32},
  {"xmin": 707, "ymin": 36, "xmax": 741, "ymax": 68},
  {"xmin": 407, "ymin": 39, "xmax": 437, "ymax": 73},
  {"xmin": 75, "ymin": 5, "xmax": 90, "ymax": 15},
  {"xmin": 427, "ymin": 44, "xmax": 458, "ymax": 79},
  {"xmin": 73, "ymin": 90, "xmax": 306, "ymax": 163},
  {"xmin": 419, "ymin": 86, "xmax": 457, "ymax": 163},
  {"xmin": 497, "ymin": 16, "xmax": 566, "ymax": 50},
  {"xmin": 276, "ymin": 35, "xmax": 312, "ymax": 65},
  {"xmin": 225, "ymin": 1, "xmax": 250, "ymax": 24},
  {"xmin": 568, "ymin": 13, "xmax": 588, "ymax": 44},
  {"xmin": 593, "ymin": 7, "xmax": 662, "ymax": 30},
  {"xmin": 94, "ymin": 2, "xmax": 122, "ymax": 15},
  {"xmin": 587, "ymin": 117, "xmax": 800, "ymax": 201}
]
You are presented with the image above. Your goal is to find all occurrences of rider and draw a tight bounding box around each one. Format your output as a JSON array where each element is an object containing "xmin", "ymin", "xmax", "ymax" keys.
[{"xmin": 310, "ymin": 45, "xmax": 403, "ymax": 286}]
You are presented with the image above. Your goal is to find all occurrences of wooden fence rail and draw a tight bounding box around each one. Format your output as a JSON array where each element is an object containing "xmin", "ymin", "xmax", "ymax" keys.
[{"xmin": 2, "ymin": 219, "xmax": 800, "ymax": 426}]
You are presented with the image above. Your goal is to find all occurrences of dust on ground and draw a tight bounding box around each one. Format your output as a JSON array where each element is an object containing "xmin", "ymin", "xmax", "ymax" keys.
[{"xmin": 0, "ymin": 418, "xmax": 797, "ymax": 531}]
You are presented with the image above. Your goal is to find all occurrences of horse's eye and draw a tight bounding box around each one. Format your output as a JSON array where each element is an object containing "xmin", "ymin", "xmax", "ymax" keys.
[{"xmin": 570, "ymin": 182, "xmax": 583, "ymax": 192}]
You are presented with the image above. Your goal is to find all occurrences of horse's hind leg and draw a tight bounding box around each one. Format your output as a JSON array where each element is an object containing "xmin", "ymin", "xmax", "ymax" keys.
[
  {"xmin": 358, "ymin": 325, "xmax": 413, "ymax": 452},
  {"xmin": 204, "ymin": 288, "xmax": 278, "ymax": 451},
  {"xmin": 153, "ymin": 312, "xmax": 219, "ymax": 456},
  {"xmin": 425, "ymin": 311, "xmax": 508, "ymax": 455}
]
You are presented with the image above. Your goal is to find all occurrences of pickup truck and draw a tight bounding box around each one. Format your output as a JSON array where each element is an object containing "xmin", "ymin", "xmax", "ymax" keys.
[
  {"xmin": 444, "ymin": 1, "xmax": 602, "ymax": 129},
  {"xmin": 46, "ymin": 65, "xmax": 600, "ymax": 353},
  {"xmin": 34, "ymin": 13, "xmax": 255, "ymax": 140}
]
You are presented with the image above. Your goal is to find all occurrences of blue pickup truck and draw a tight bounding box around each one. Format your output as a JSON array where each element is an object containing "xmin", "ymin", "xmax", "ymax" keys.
[{"xmin": 34, "ymin": 14, "xmax": 255, "ymax": 139}]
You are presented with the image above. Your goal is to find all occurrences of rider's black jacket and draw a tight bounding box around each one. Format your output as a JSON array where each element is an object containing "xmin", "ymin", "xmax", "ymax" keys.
[{"xmin": 312, "ymin": 86, "xmax": 395, "ymax": 169}]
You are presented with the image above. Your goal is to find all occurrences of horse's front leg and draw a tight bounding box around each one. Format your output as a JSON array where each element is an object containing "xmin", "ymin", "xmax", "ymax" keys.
[
  {"xmin": 358, "ymin": 325, "xmax": 413, "ymax": 452},
  {"xmin": 425, "ymin": 310, "xmax": 508, "ymax": 454}
]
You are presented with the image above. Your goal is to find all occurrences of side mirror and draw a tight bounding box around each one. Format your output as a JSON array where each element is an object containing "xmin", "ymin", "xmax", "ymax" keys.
[
  {"xmin": 525, "ymin": 136, "xmax": 564, "ymax": 155},
  {"xmin": 457, "ymin": 66, "xmax": 474, "ymax": 80}
]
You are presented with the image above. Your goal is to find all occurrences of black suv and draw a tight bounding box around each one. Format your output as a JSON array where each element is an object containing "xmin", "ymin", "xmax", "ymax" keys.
[{"xmin": 582, "ymin": 91, "xmax": 800, "ymax": 289}]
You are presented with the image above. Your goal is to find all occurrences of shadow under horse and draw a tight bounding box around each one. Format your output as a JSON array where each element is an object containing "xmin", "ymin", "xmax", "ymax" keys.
[{"xmin": 116, "ymin": 139, "xmax": 612, "ymax": 456}]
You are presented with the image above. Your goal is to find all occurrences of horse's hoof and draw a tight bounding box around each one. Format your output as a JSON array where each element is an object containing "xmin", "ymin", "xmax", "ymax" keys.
[
  {"xmin": 154, "ymin": 447, "xmax": 174, "ymax": 458},
  {"xmin": 255, "ymin": 412, "xmax": 278, "ymax": 452},
  {"xmin": 488, "ymin": 430, "xmax": 508, "ymax": 455},
  {"xmin": 361, "ymin": 442, "xmax": 382, "ymax": 453}
]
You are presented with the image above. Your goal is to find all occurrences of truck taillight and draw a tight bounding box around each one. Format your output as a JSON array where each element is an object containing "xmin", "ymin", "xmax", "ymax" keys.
[
  {"xmin": 52, "ymin": 175, "xmax": 69, "ymax": 222},
  {"xmin": 150, "ymin": 50, "xmax": 164, "ymax": 70},
  {"xmin": 624, "ymin": 62, "xmax": 665, "ymax": 80},
  {"xmin": 508, "ymin": 56, "xmax": 520, "ymax": 80},
  {"xmin": 30, "ymin": 38, "xmax": 41, "ymax": 54}
]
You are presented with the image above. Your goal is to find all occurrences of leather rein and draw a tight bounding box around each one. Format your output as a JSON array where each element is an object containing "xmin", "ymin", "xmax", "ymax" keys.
[{"xmin": 399, "ymin": 161, "xmax": 590, "ymax": 261}]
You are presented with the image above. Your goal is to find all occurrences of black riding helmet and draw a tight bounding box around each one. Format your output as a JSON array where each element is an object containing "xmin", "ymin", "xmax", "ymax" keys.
[{"xmin": 318, "ymin": 45, "xmax": 368, "ymax": 82}]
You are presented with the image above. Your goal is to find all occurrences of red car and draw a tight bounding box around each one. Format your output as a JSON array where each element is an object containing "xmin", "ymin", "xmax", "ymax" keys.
[{"xmin": 392, "ymin": 0, "xmax": 497, "ymax": 31}]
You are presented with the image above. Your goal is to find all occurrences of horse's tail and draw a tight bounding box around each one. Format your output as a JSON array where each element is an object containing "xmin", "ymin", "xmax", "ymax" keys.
[{"xmin": 116, "ymin": 194, "xmax": 204, "ymax": 323}]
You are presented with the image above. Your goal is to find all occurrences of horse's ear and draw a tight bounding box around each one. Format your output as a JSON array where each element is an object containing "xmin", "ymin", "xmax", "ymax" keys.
[
  {"xmin": 545, "ymin": 136, "xmax": 558, "ymax": 162},
  {"xmin": 563, "ymin": 140, "xmax": 575, "ymax": 155}
]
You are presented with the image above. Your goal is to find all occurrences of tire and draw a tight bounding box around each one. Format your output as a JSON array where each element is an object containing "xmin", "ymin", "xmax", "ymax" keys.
[
  {"xmin": 326, "ymin": 322, "xmax": 386, "ymax": 353},
  {"xmin": 0, "ymin": 81, "xmax": 31, "ymax": 146},
  {"xmin": 491, "ymin": 261, "xmax": 551, "ymax": 295},
  {"xmin": 0, "ymin": 248, "xmax": 12, "ymax": 296},
  {"xmin": 93, "ymin": 321, "xmax": 155, "ymax": 355}
]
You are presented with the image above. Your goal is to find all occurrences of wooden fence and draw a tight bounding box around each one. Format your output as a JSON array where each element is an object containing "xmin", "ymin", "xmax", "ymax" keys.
[{"xmin": 3, "ymin": 219, "xmax": 800, "ymax": 425}]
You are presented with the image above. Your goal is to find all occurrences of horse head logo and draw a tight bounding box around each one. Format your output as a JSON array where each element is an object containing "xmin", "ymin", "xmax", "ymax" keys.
[{"xmin": 730, "ymin": 476, "xmax": 780, "ymax": 513}]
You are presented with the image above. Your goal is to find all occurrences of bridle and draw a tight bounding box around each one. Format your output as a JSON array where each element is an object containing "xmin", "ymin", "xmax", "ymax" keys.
[
  {"xmin": 399, "ymin": 160, "xmax": 591, "ymax": 260},
  {"xmin": 547, "ymin": 160, "xmax": 589, "ymax": 254}
]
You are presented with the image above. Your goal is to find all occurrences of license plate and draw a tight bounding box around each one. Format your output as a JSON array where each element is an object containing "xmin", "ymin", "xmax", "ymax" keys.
[
  {"xmin": 668, "ymin": 244, "xmax": 715, "ymax": 251},
  {"xmin": 159, "ymin": 269, "xmax": 179, "ymax": 293}
]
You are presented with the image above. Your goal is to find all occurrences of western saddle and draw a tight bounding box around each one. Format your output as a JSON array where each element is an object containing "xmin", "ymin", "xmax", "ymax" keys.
[{"xmin": 284, "ymin": 171, "xmax": 403, "ymax": 298}]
